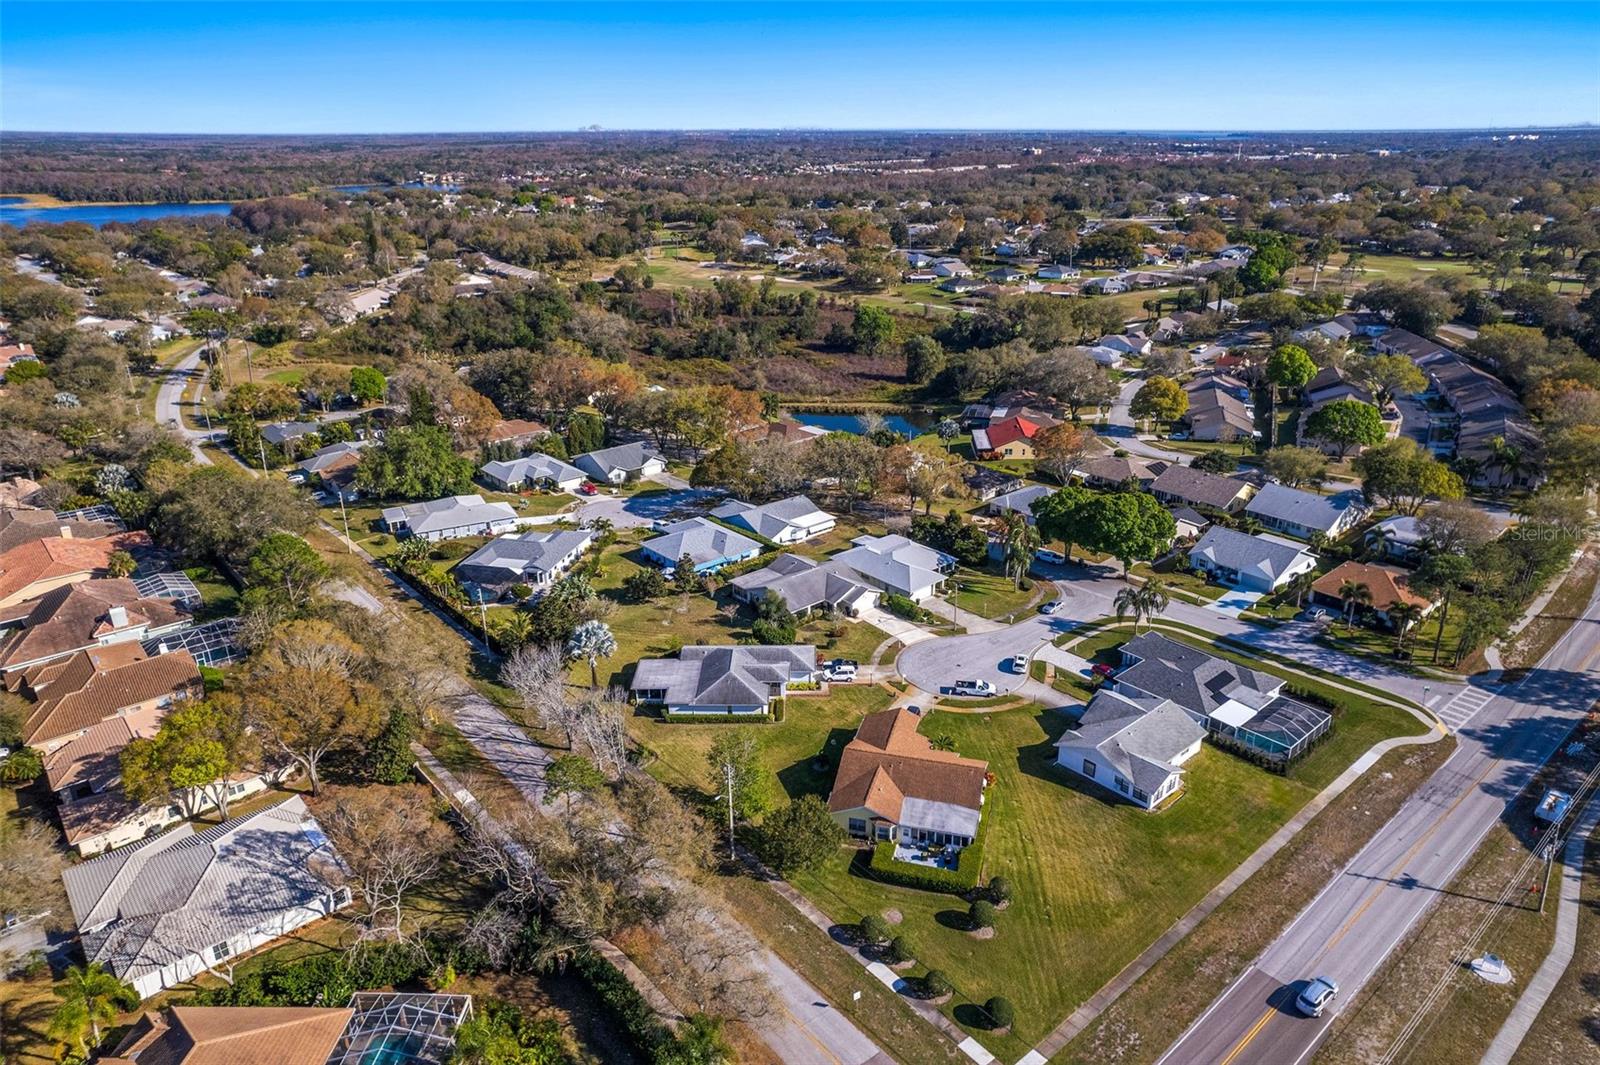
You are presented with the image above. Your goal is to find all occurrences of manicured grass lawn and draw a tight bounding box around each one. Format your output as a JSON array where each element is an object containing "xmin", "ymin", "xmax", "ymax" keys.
[
  {"xmin": 183, "ymin": 562, "xmax": 240, "ymax": 621},
  {"xmin": 787, "ymin": 704, "xmax": 1315, "ymax": 1058},
  {"xmin": 1128, "ymin": 561, "xmax": 1226, "ymax": 601},
  {"xmin": 947, "ymin": 566, "xmax": 1039, "ymax": 620},
  {"xmin": 633, "ymin": 684, "xmax": 895, "ymax": 807}
]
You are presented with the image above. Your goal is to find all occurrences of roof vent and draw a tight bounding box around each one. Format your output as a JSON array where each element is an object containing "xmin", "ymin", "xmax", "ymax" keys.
[{"xmin": 106, "ymin": 605, "xmax": 128, "ymax": 628}]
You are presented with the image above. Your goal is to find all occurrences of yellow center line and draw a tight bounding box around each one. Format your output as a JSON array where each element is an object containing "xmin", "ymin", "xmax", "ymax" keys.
[
  {"xmin": 1219, "ymin": 1005, "xmax": 1278, "ymax": 1065},
  {"xmin": 775, "ymin": 1001, "xmax": 843, "ymax": 1065}
]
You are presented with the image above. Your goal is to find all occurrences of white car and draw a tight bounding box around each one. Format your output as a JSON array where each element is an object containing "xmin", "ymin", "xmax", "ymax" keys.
[
  {"xmin": 1035, "ymin": 548, "xmax": 1066, "ymax": 565},
  {"xmin": 952, "ymin": 679, "xmax": 996, "ymax": 697},
  {"xmin": 826, "ymin": 665, "xmax": 858, "ymax": 683},
  {"xmin": 1010, "ymin": 654, "xmax": 1029, "ymax": 673},
  {"xmin": 1295, "ymin": 977, "xmax": 1339, "ymax": 1017},
  {"xmin": 1039, "ymin": 600, "xmax": 1061, "ymax": 616}
]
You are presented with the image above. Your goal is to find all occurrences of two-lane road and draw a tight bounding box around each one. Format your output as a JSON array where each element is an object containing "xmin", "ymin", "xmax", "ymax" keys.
[
  {"xmin": 1160, "ymin": 574, "xmax": 1600, "ymax": 1065},
  {"xmin": 155, "ymin": 349, "xmax": 215, "ymax": 464}
]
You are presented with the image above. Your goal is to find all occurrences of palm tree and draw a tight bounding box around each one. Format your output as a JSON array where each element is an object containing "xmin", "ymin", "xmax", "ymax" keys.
[
  {"xmin": 48, "ymin": 963, "xmax": 136, "ymax": 1057},
  {"xmin": 999, "ymin": 512, "xmax": 1041, "ymax": 588},
  {"xmin": 1287, "ymin": 570, "xmax": 1318, "ymax": 609},
  {"xmin": 1114, "ymin": 580, "xmax": 1172, "ymax": 634},
  {"xmin": 1388, "ymin": 602, "xmax": 1424, "ymax": 657},
  {"xmin": 936, "ymin": 418, "xmax": 960, "ymax": 452},
  {"xmin": 1337, "ymin": 580, "xmax": 1373, "ymax": 629},
  {"xmin": 566, "ymin": 619, "xmax": 617, "ymax": 688}
]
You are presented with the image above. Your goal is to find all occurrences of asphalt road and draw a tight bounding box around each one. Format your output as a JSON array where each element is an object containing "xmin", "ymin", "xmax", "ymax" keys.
[
  {"xmin": 154, "ymin": 349, "xmax": 216, "ymax": 464},
  {"xmin": 1159, "ymin": 576, "xmax": 1600, "ymax": 1065}
]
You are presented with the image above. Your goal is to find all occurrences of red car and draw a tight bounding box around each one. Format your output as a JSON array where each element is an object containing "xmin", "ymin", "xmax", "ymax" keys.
[
  {"xmin": 578, "ymin": 482, "xmax": 599, "ymax": 496},
  {"xmin": 1091, "ymin": 662, "xmax": 1116, "ymax": 678}
]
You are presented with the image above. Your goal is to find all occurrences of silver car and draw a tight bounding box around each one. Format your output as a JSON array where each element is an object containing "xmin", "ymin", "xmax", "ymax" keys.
[{"xmin": 1295, "ymin": 977, "xmax": 1339, "ymax": 1017}]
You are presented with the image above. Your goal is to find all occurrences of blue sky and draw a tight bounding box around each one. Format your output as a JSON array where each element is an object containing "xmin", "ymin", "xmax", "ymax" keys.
[{"xmin": 3, "ymin": 1, "xmax": 1597, "ymax": 133}]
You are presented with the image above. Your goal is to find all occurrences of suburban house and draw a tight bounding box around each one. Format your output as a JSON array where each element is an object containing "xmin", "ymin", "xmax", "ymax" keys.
[
  {"xmin": 1088, "ymin": 344, "xmax": 1125, "ymax": 368},
  {"xmin": 0, "ymin": 506, "xmax": 123, "ymax": 553},
  {"xmin": 453, "ymin": 529, "xmax": 595, "ymax": 600},
  {"xmin": 258, "ymin": 421, "xmax": 323, "ymax": 448},
  {"xmin": 479, "ymin": 452, "xmax": 588, "ymax": 492},
  {"xmin": 964, "ymin": 468, "xmax": 1024, "ymax": 502},
  {"xmin": 1076, "ymin": 454, "xmax": 1166, "ymax": 489},
  {"xmin": 571, "ymin": 442, "xmax": 666, "ymax": 484},
  {"xmin": 0, "ymin": 579, "xmax": 191, "ymax": 673},
  {"xmin": 1094, "ymin": 332, "xmax": 1153, "ymax": 358},
  {"xmin": 828, "ymin": 707, "xmax": 989, "ymax": 850},
  {"xmin": 971, "ymin": 416, "xmax": 1041, "ymax": 460},
  {"xmin": 105, "ymin": 1005, "xmax": 354, "ymax": 1065},
  {"xmin": 295, "ymin": 440, "xmax": 369, "ymax": 500},
  {"xmin": 14, "ymin": 642, "xmax": 202, "ymax": 753},
  {"xmin": 711, "ymin": 495, "xmax": 836, "ymax": 544},
  {"xmin": 380, "ymin": 494, "xmax": 520, "ymax": 541},
  {"xmin": 1114, "ymin": 632, "xmax": 1332, "ymax": 763},
  {"xmin": 1038, "ymin": 263, "xmax": 1079, "ymax": 279},
  {"xmin": 1366, "ymin": 514, "xmax": 1427, "ymax": 562},
  {"xmin": 1171, "ymin": 506, "xmax": 1212, "ymax": 541},
  {"xmin": 1055, "ymin": 687, "xmax": 1205, "ymax": 809},
  {"xmin": 1149, "ymin": 466, "xmax": 1255, "ymax": 513},
  {"xmin": 986, "ymin": 483, "xmax": 1055, "ymax": 524},
  {"xmin": 1303, "ymin": 366, "xmax": 1376, "ymax": 409},
  {"xmin": 1244, "ymin": 484, "xmax": 1368, "ymax": 540},
  {"xmin": 61, "ymin": 796, "xmax": 351, "ymax": 1000},
  {"xmin": 630, "ymin": 644, "xmax": 817, "ymax": 716},
  {"xmin": 1188, "ymin": 527, "xmax": 1317, "ymax": 593},
  {"xmin": 728, "ymin": 554, "xmax": 879, "ymax": 616},
  {"xmin": 830, "ymin": 533, "xmax": 955, "ymax": 601},
  {"xmin": 985, "ymin": 266, "xmax": 1026, "ymax": 283},
  {"xmin": 931, "ymin": 258, "xmax": 973, "ymax": 278},
  {"xmin": 484, "ymin": 417, "xmax": 550, "ymax": 449},
  {"xmin": 1372, "ymin": 328, "xmax": 1453, "ymax": 362},
  {"xmin": 1183, "ymin": 379, "xmax": 1256, "ymax": 442},
  {"xmin": 1311, "ymin": 560, "xmax": 1435, "ymax": 627},
  {"xmin": 0, "ymin": 530, "xmax": 152, "ymax": 609},
  {"xmin": 640, "ymin": 517, "xmax": 762, "ymax": 574},
  {"xmin": 959, "ymin": 390, "xmax": 1061, "ymax": 430}
]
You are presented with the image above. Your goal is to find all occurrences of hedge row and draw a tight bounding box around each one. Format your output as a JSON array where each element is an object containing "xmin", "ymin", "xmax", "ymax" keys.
[
  {"xmin": 569, "ymin": 948, "xmax": 679, "ymax": 1062},
  {"xmin": 868, "ymin": 835, "xmax": 985, "ymax": 895}
]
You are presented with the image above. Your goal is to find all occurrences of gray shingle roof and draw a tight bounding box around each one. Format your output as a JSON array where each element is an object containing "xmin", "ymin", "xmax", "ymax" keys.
[
  {"xmin": 572, "ymin": 442, "xmax": 663, "ymax": 478},
  {"xmin": 1150, "ymin": 466, "xmax": 1253, "ymax": 510},
  {"xmin": 297, "ymin": 439, "xmax": 370, "ymax": 474},
  {"xmin": 987, "ymin": 484, "xmax": 1054, "ymax": 519},
  {"xmin": 1189, "ymin": 527, "xmax": 1315, "ymax": 585},
  {"xmin": 729, "ymin": 554, "xmax": 876, "ymax": 614},
  {"xmin": 642, "ymin": 517, "xmax": 761, "ymax": 567},
  {"xmin": 62, "ymin": 797, "xmax": 343, "ymax": 986},
  {"xmin": 381, "ymin": 494, "xmax": 518, "ymax": 537},
  {"xmin": 711, "ymin": 495, "xmax": 833, "ymax": 540},
  {"xmin": 1115, "ymin": 632, "xmax": 1280, "ymax": 717},
  {"xmin": 480, "ymin": 453, "xmax": 586, "ymax": 487},
  {"xmin": 1244, "ymin": 484, "xmax": 1366, "ymax": 535},
  {"xmin": 1057, "ymin": 688, "xmax": 1205, "ymax": 794},
  {"xmin": 455, "ymin": 529, "xmax": 593, "ymax": 586},
  {"xmin": 631, "ymin": 644, "xmax": 816, "ymax": 708}
]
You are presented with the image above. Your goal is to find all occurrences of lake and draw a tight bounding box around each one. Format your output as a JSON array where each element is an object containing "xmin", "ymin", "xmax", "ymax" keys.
[
  {"xmin": 789, "ymin": 410, "xmax": 934, "ymax": 438},
  {"xmin": 0, "ymin": 197, "xmax": 234, "ymax": 228}
]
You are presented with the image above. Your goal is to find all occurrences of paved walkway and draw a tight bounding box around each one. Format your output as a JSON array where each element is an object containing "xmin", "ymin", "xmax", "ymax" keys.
[
  {"xmin": 1020, "ymin": 728, "xmax": 1444, "ymax": 1063},
  {"xmin": 1480, "ymin": 793, "xmax": 1600, "ymax": 1065}
]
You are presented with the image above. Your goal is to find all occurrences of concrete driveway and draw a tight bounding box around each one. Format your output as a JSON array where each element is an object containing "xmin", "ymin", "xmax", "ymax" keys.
[
  {"xmin": 897, "ymin": 591, "xmax": 1087, "ymax": 695},
  {"xmin": 1209, "ymin": 587, "xmax": 1265, "ymax": 618}
]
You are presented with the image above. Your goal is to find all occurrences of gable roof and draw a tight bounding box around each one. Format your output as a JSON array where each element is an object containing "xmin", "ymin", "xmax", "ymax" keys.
[
  {"xmin": 1150, "ymin": 466, "xmax": 1253, "ymax": 510},
  {"xmin": 1188, "ymin": 527, "xmax": 1316, "ymax": 585},
  {"xmin": 0, "ymin": 507, "xmax": 122, "ymax": 553},
  {"xmin": 987, "ymin": 484, "xmax": 1054, "ymax": 519},
  {"xmin": 21, "ymin": 644, "xmax": 201, "ymax": 748},
  {"xmin": 973, "ymin": 416, "xmax": 1040, "ymax": 453},
  {"xmin": 480, "ymin": 452, "xmax": 586, "ymax": 487},
  {"xmin": 728, "ymin": 554, "xmax": 875, "ymax": 614},
  {"xmin": 62, "ymin": 796, "xmax": 343, "ymax": 987},
  {"xmin": 572, "ymin": 442, "xmax": 663, "ymax": 477},
  {"xmin": 1312, "ymin": 560, "xmax": 1433, "ymax": 613},
  {"xmin": 642, "ymin": 517, "xmax": 761, "ymax": 566},
  {"xmin": 1116, "ymin": 632, "xmax": 1282, "ymax": 716},
  {"xmin": 828, "ymin": 707, "xmax": 989, "ymax": 821},
  {"xmin": 106, "ymin": 1005, "xmax": 354, "ymax": 1065},
  {"xmin": 380, "ymin": 495, "xmax": 517, "ymax": 537},
  {"xmin": 1057, "ymin": 688, "xmax": 1206, "ymax": 795},
  {"xmin": 296, "ymin": 440, "xmax": 370, "ymax": 475},
  {"xmin": 832, "ymin": 534, "xmax": 952, "ymax": 595},
  {"xmin": 455, "ymin": 529, "xmax": 594, "ymax": 585},
  {"xmin": 630, "ymin": 644, "xmax": 816, "ymax": 707},
  {"xmin": 1245, "ymin": 484, "xmax": 1366, "ymax": 535},
  {"xmin": 711, "ymin": 495, "xmax": 833, "ymax": 540}
]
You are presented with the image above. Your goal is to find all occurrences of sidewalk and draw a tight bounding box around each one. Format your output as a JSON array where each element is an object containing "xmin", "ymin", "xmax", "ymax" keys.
[{"xmin": 1480, "ymin": 793, "xmax": 1600, "ymax": 1065}]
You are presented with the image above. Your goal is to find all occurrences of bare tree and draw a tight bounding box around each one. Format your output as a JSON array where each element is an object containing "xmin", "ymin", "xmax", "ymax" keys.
[
  {"xmin": 313, "ymin": 784, "xmax": 455, "ymax": 943},
  {"xmin": 569, "ymin": 687, "xmax": 631, "ymax": 781},
  {"xmin": 654, "ymin": 907, "xmax": 777, "ymax": 1024}
]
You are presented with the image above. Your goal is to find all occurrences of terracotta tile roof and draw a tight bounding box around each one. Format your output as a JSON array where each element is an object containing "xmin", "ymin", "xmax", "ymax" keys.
[
  {"xmin": 1312, "ymin": 561, "xmax": 1433, "ymax": 613},
  {"xmin": 0, "ymin": 579, "xmax": 187, "ymax": 671},
  {"xmin": 828, "ymin": 707, "xmax": 988, "ymax": 821},
  {"xmin": 0, "ymin": 508, "xmax": 120, "ymax": 553},
  {"xmin": 0, "ymin": 530, "xmax": 150, "ymax": 604},
  {"xmin": 44, "ymin": 712, "xmax": 152, "ymax": 792},
  {"xmin": 106, "ymin": 1005, "xmax": 353, "ymax": 1065},
  {"xmin": 487, "ymin": 417, "xmax": 548, "ymax": 443},
  {"xmin": 20, "ymin": 646, "xmax": 201, "ymax": 748}
]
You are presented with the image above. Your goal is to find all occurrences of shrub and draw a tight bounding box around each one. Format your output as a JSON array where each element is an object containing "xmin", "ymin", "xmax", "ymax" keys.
[
  {"xmin": 868, "ymin": 837, "xmax": 985, "ymax": 894},
  {"xmin": 985, "ymin": 996, "xmax": 1016, "ymax": 1030},
  {"xmin": 509, "ymin": 583, "xmax": 534, "ymax": 601},
  {"xmin": 199, "ymin": 665, "xmax": 226, "ymax": 693},
  {"xmin": 882, "ymin": 593, "xmax": 924, "ymax": 621},
  {"xmin": 922, "ymin": 969, "xmax": 954, "ymax": 998},
  {"xmin": 988, "ymin": 875, "xmax": 1013, "ymax": 905},
  {"xmin": 886, "ymin": 935, "xmax": 915, "ymax": 965},
  {"xmin": 427, "ymin": 961, "xmax": 456, "ymax": 991},
  {"xmin": 858, "ymin": 914, "xmax": 891, "ymax": 945},
  {"xmin": 969, "ymin": 900, "xmax": 997, "ymax": 929}
]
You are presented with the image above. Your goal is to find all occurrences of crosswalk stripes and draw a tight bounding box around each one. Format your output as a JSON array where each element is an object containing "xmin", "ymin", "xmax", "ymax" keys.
[{"xmin": 1436, "ymin": 686, "xmax": 1495, "ymax": 730}]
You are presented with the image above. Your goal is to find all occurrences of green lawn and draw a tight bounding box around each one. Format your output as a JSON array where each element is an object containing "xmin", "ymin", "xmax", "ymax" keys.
[
  {"xmin": 947, "ymin": 567, "xmax": 1041, "ymax": 621},
  {"xmin": 1128, "ymin": 561, "xmax": 1227, "ymax": 602},
  {"xmin": 787, "ymin": 704, "xmax": 1315, "ymax": 1058}
]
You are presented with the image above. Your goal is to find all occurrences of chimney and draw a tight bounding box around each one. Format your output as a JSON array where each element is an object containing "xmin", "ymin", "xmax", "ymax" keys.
[
  {"xmin": 156, "ymin": 641, "xmax": 170, "ymax": 654},
  {"xmin": 107, "ymin": 606, "xmax": 128, "ymax": 628},
  {"xmin": 59, "ymin": 525, "xmax": 73, "ymax": 539}
]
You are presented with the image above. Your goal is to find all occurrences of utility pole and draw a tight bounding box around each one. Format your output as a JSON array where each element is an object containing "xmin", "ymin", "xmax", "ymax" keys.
[
  {"xmin": 257, "ymin": 437, "xmax": 268, "ymax": 472},
  {"xmin": 337, "ymin": 491, "xmax": 353, "ymax": 552},
  {"xmin": 723, "ymin": 762, "xmax": 737, "ymax": 860}
]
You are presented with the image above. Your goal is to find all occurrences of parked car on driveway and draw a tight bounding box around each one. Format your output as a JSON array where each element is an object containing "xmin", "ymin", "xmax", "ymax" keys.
[
  {"xmin": 578, "ymin": 482, "xmax": 599, "ymax": 496},
  {"xmin": 1295, "ymin": 977, "xmax": 1339, "ymax": 1017},
  {"xmin": 1091, "ymin": 662, "xmax": 1116, "ymax": 678},
  {"xmin": 825, "ymin": 661, "xmax": 858, "ymax": 682},
  {"xmin": 952, "ymin": 679, "xmax": 996, "ymax": 697}
]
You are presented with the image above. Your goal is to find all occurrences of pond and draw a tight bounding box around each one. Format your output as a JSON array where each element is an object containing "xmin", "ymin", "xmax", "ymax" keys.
[
  {"xmin": 789, "ymin": 410, "xmax": 935, "ymax": 438},
  {"xmin": 0, "ymin": 196, "xmax": 235, "ymax": 227}
]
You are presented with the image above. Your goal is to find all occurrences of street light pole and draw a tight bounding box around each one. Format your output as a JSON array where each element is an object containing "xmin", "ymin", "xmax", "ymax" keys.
[{"xmin": 723, "ymin": 763, "xmax": 737, "ymax": 860}]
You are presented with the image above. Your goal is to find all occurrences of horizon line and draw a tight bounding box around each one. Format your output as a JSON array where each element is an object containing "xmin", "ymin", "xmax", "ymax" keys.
[{"xmin": 3, "ymin": 123, "xmax": 1597, "ymax": 138}]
